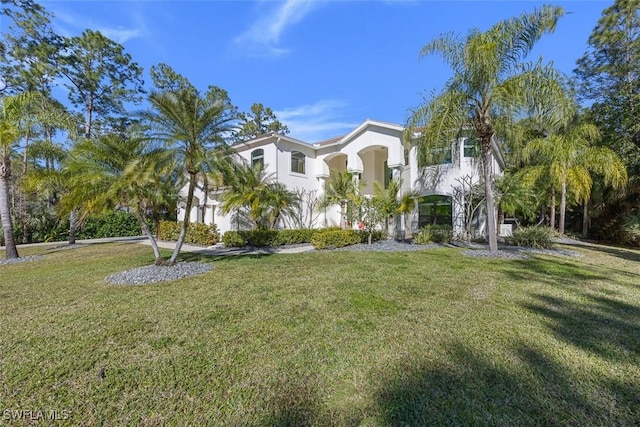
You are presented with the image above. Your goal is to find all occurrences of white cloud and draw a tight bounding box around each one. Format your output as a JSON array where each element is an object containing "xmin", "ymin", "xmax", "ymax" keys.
[
  {"xmin": 47, "ymin": 5, "xmax": 143, "ymax": 44},
  {"xmin": 275, "ymin": 99, "xmax": 360, "ymax": 142},
  {"xmin": 234, "ymin": 0, "xmax": 322, "ymax": 58}
]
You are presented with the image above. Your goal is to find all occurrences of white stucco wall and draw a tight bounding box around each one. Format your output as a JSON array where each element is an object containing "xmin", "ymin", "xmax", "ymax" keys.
[{"xmin": 178, "ymin": 121, "xmax": 502, "ymax": 238}]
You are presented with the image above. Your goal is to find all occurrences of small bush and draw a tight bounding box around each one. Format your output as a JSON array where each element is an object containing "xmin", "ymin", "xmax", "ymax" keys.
[
  {"xmin": 413, "ymin": 224, "xmax": 453, "ymax": 244},
  {"xmin": 311, "ymin": 229, "xmax": 360, "ymax": 250},
  {"xmin": 506, "ymin": 226, "xmax": 553, "ymax": 249},
  {"xmin": 621, "ymin": 214, "xmax": 640, "ymax": 246},
  {"xmin": 222, "ymin": 231, "xmax": 247, "ymax": 247},
  {"xmin": 355, "ymin": 229, "xmax": 385, "ymax": 244},
  {"xmin": 158, "ymin": 221, "xmax": 220, "ymax": 246}
]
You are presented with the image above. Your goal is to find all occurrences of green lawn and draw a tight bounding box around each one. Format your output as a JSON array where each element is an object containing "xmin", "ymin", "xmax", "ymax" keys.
[{"xmin": 1, "ymin": 242, "xmax": 639, "ymax": 425}]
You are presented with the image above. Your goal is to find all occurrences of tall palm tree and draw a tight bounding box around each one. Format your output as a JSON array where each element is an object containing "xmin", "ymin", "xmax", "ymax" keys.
[
  {"xmin": 0, "ymin": 93, "xmax": 39, "ymax": 259},
  {"xmin": 407, "ymin": 5, "xmax": 570, "ymax": 252},
  {"xmin": 145, "ymin": 87, "xmax": 235, "ymax": 264},
  {"xmin": 62, "ymin": 133, "xmax": 175, "ymax": 264},
  {"xmin": 322, "ymin": 170, "xmax": 358, "ymax": 229},
  {"xmin": 524, "ymin": 119, "xmax": 627, "ymax": 234}
]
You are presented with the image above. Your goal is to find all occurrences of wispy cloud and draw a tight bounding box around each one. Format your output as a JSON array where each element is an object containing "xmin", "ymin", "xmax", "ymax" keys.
[
  {"xmin": 275, "ymin": 99, "xmax": 360, "ymax": 142},
  {"xmin": 49, "ymin": 6, "xmax": 143, "ymax": 44},
  {"xmin": 234, "ymin": 0, "xmax": 322, "ymax": 58}
]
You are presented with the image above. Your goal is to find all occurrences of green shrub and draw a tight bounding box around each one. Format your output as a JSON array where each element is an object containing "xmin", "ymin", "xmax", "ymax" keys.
[
  {"xmin": 77, "ymin": 211, "xmax": 142, "ymax": 239},
  {"xmin": 355, "ymin": 229, "xmax": 385, "ymax": 244},
  {"xmin": 413, "ymin": 224, "xmax": 453, "ymax": 244},
  {"xmin": 311, "ymin": 229, "xmax": 361, "ymax": 250},
  {"xmin": 506, "ymin": 226, "xmax": 553, "ymax": 249},
  {"xmin": 245, "ymin": 229, "xmax": 279, "ymax": 247},
  {"xmin": 621, "ymin": 214, "xmax": 640, "ymax": 246},
  {"xmin": 272, "ymin": 229, "xmax": 316, "ymax": 245},
  {"xmin": 158, "ymin": 221, "xmax": 220, "ymax": 246},
  {"xmin": 188, "ymin": 223, "xmax": 220, "ymax": 246},
  {"xmin": 222, "ymin": 231, "xmax": 247, "ymax": 247}
]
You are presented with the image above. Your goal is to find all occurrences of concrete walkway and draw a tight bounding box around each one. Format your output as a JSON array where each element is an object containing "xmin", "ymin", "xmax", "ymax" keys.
[{"xmin": 2, "ymin": 236, "xmax": 315, "ymax": 256}]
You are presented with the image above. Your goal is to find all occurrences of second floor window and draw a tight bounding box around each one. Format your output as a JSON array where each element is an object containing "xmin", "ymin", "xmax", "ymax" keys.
[
  {"xmin": 291, "ymin": 151, "xmax": 305, "ymax": 174},
  {"xmin": 251, "ymin": 149, "xmax": 264, "ymax": 169}
]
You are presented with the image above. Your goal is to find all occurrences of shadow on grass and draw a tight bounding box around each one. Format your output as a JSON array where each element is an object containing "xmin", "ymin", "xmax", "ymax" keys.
[
  {"xmin": 502, "ymin": 257, "xmax": 609, "ymax": 288},
  {"xmin": 177, "ymin": 251, "xmax": 275, "ymax": 263},
  {"xmin": 576, "ymin": 243, "xmax": 640, "ymax": 263},
  {"xmin": 261, "ymin": 370, "xmax": 329, "ymax": 427},
  {"xmin": 522, "ymin": 292, "xmax": 640, "ymax": 361},
  {"xmin": 373, "ymin": 342, "xmax": 639, "ymax": 425}
]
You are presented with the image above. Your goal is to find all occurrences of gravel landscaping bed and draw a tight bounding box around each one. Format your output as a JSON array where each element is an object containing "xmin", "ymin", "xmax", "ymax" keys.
[
  {"xmin": 105, "ymin": 262, "xmax": 214, "ymax": 285},
  {"xmin": 0, "ymin": 255, "xmax": 45, "ymax": 265}
]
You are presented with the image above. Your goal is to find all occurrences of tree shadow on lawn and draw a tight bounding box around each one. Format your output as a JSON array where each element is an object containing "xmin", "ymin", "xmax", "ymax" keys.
[
  {"xmin": 502, "ymin": 257, "xmax": 610, "ymax": 289},
  {"xmin": 571, "ymin": 243, "xmax": 640, "ymax": 267},
  {"xmin": 176, "ymin": 251, "xmax": 275, "ymax": 263},
  {"xmin": 522, "ymin": 292, "xmax": 640, "ymax": 362},
  {"xmin": 373, "ymin": 341, "xmax": 640, "ymax": 426}
]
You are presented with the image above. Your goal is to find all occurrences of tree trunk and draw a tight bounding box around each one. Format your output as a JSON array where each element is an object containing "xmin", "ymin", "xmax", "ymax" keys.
[
  {"xmin": 135, "ymin": 206, "xmax": 164, "ymax": 265},
  {"xmin": 169, "ymin": 173, "xmax": 195, "ymax": 264},
  {"xmin": 68, "ymin": 209, "xmax": 78, "ymax": 245},
  {"xmin": 0, "ymin": 161, "xmax": 19, "ymax": 259},
  {"xmin": 582, "ymin": 201, "xmax": 589, "ymax": 239},
  {"xmin": 550, "ymin": 187, "xmax": 556, "ymax": 230},
  {"xmin": 481, "ymin": 137, "xmax": 498, "ymax": 253},
  {"xmin": 559, "ymin": 180, "xmax": 567, "ymax": 234}
]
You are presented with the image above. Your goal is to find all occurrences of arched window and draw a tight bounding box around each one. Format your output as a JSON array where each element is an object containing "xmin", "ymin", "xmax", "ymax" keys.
[
  {"xmin": 291, "ymin": 151, "xmax": 305, "ymax": 174},
  {"xmin": 251, "ymin": 149, "xmax": 264, "ymax": 169}
]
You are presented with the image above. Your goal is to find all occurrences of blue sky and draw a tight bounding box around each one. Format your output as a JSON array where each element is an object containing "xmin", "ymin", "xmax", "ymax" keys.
[{"xmin": 38, "ymin": 0, "xmax": 609, "ymax": 142}]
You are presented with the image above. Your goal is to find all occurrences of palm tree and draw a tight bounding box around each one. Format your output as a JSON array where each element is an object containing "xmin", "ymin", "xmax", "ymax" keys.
[
  {"xmin": 145, "ymin": 87, "xmax": 235, "ymax": 264},
  {"xmin": 373, "ymin": 177, "xmax": 417, "ymax": 238},
  {"xmin": 524, "ymin": 119, "xmax": 627, "ymax": 234},
  {"xmin": 219, "ymin": 162, "xmax": 297, "ymax": 230},
  {"xmin": 322, "ymin": 170, "xmax": 358, "ymax": 229},
  {"xmin": 407, "ymin": 5, "xmax": 569, "ymax": 252},
  {"xmin": 0, "ymin": 121, "xmax": 21, "ymax": 258},
  {"xmin": 0, "ymin": 93, "xmax": 39, "ymax": 259},
  {"xmin": 62, "ymin": 132, "xmax": 175, "ymax": 264}
]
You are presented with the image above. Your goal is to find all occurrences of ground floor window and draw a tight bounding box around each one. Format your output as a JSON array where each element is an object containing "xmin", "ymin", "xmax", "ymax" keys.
[{"xmin": 418, "ymin": 195, "xmax": 452, "ymax": 228}]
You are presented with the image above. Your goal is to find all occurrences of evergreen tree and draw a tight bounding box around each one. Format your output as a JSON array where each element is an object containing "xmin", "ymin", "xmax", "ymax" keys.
[{"xmin": 233, "ymin": 103, "xmax": 289, "ymax": 142}]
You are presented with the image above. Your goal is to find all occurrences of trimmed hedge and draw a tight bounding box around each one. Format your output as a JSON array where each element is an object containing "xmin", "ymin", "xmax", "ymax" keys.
[
  {"xmin": 413, "ymin": 224, "xmax": 453, "ymax": 244},
  {"xmin": 220, "ymin": 227, "xmax": 379, "ymax": 249},
  {"xmin": 506, "ymin": 226, "xmax": 553, "ymax": 249},
  {"xmin": 77, "ymin": 211, "xmax": 142, "ymax": 239},
  {"xmin": 158, "ymin": 221, "xmax": 220, "ymax": 246},
  {"xmin": 311, "ymin": 229, "xmax": 361, "ymax": 250},
  {"xmin": 222, "ymin": 231, "xmax": 247, "ymax": 247}
]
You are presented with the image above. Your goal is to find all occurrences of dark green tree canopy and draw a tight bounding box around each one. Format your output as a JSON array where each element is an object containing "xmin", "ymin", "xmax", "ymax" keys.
[
  {"xmin": 575, "ymin": 0, "xmax": 640, "ymax": 170},
  {"xmin": 233, "ymin": 102, "xmax": 289, "ymax": 142},
  {"xmin": 58, "ymin": 29, "xmax": 144, "ymax": 138},
  {"xmin": 0, "ymin": 0, "xmax": 62, "ymax": 95}
]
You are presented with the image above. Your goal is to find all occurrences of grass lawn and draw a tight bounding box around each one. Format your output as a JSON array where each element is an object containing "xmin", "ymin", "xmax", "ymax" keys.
[{"xmin": 1, "ymin": 242, "xmax": 640, "ymax": 425}]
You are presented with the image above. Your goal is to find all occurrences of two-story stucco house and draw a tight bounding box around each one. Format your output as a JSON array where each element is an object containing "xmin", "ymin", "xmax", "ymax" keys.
[{"xmin": 177, "ymin": 119, "xmax": 504, "ymax": 237}]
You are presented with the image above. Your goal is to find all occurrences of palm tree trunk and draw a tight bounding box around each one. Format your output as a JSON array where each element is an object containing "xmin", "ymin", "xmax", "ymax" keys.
[
  {"xmin": 481, "ymin": 138, "xmax": 498, "ymax": 253},
  {"xmin": 582, "ymin": 201, "xmax": 589, "ymax": 239},
  {"xmin": 68, "ymin": 209, "xmax": 78, "ymax": 245},
  {"xmin": 559, "ymin": 180, "xmax": 567, "ymax": 234},
  {"xmin": 135, "ymin": 206, "xmax": 163, "ymax": 265},
  {"xmin": 169, "ymin": 173, "xmax": 195, "ymax": 264},
  {"xmin": 550, "ymin": 187, "xmax": 556, "ymax": 230},
  {"xmin": 0, "ymin": 165, "xmax": 19, "ymax": 259}
]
